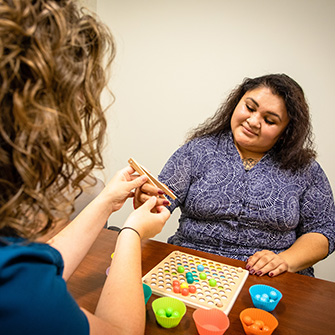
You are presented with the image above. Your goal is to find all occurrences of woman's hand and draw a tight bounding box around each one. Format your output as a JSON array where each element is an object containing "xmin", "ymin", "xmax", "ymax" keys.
[
  {"xmin": 134, "ymin": 182, "xmax": 170, "ymax": 209},
  {"xmin": 124, "ymin": 196, "xmax": 171, "ymax": 239},
  {"xmin": 246, "ymin": 233, "xmax": 329, "ymax": 277},
  {"xmin": 98, "ymin": 166, "xmax": 148, "ymax": 215},
  {"xmin": 246, "ymin": 250, "xmax": 289, "ymax": 277}
]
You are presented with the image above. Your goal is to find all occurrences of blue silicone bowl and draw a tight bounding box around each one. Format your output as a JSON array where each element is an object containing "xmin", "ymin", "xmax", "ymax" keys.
[{"xmin": 249, "ymin": 284, "xmax": 282, "ymax": 312}]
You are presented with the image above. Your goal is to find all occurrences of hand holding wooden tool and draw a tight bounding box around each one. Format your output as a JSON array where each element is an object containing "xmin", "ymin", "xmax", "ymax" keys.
[{"xmin": 128, "ymin": 158, "xmax": 176, "ymax": 200}]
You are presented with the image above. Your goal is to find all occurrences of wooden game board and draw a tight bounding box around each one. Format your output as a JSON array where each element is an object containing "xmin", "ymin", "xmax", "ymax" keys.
[{"xmin": 142, "ymin": 250, "xmax": 248, "ymax": 314}]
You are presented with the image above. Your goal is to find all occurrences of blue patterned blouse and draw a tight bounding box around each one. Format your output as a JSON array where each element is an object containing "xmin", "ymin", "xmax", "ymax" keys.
[{"xmin": 158, "ymin": 132, "xmax": 335, "ymax": 276}]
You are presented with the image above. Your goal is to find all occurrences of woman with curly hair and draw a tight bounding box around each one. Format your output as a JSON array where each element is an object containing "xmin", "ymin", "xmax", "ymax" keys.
[
  {"xmin": 135, "ymin": 73, "xmax": 335, "ymax": 278},
  {"xmin": 0, "ymin": 1, "xmax": 170, "ymax": 334}
]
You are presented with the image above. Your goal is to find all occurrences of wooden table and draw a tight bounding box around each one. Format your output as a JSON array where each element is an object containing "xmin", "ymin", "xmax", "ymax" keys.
[{"xmin": 67, "ymin": 229, "xmax": 335, "ymax": 334}]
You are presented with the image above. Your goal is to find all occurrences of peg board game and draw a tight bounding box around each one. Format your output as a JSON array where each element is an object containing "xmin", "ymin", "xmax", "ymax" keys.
[{"xmin": 142, "ymin": 251, "xmax": 248, "ymax": 314}]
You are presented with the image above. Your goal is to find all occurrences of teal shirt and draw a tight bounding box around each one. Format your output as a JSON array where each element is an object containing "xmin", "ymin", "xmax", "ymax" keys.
[{"xmin": 0, "ymin": 237, "xmax": 89, "ymax": 334}]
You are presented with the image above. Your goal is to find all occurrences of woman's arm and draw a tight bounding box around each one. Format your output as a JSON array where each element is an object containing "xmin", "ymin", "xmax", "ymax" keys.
[
  {"xmin": 279, "ymin": 232, "xmax": 329, "ymax": 272},
  {"xmin": 83, "ymin": 197, "xmax": 170, "ymax": 335},
  {"xmin": 49, "ymin": 164, "xmax": 171, "ymax": 334},
  {"xmin": 246, "ymin": 232, "xmax": 329, "ymax": 277},
  {"xmin": 48, "ymin": 166, "xmax": 148, "ymax": 280},
  {"xmin": 248, "ymin": 163, "xmax": 334, "ymax": 277}
]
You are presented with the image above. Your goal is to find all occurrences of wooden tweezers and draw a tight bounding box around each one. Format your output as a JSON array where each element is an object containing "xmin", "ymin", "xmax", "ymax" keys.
[{"xmin": 128, "ymin": 158, "xmax": 176, "ymax": 200}]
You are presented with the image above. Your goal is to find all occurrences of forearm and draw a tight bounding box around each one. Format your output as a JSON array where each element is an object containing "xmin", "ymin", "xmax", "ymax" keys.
[
  {"xmin": 279, "ymin": 232, "xmax": 329, "ymax": 273},
  {"xmin": 94, "ymin": 229, "xmax": 145, "ymax": 335},
  {"xmin": 48, "ymin": 194, "xmax": 112, "ymax": 280}
]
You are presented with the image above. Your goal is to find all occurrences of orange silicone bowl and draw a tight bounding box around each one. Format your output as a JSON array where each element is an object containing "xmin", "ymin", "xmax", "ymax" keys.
[
  {"xmin": 240, "ymin": 308, "xmax": 278, "ymax": 335},
  {"xmin": 193, "ymin": 308, "xmax": 230, "ymax": 335}
]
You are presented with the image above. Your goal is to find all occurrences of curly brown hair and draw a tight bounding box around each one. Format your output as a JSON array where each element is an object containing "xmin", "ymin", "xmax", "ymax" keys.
[
  {"xmin": 186, "ymin": 73, "xmax": 316, "ymax": 172},
  {"xmin": 0, "ymin": 0, "xmax": 115, "ymax": 238}
]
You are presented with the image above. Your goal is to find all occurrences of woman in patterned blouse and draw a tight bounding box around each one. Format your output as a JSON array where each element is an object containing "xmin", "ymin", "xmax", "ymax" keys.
[{"xmin": 134, "ymin": 74, "xmax": 335, "ymax": 277}]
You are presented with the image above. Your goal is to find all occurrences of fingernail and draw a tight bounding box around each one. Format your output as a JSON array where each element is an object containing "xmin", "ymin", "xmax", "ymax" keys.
[
  {"xmin": 245, "ymin": 265, "xmax": 250, "ymax": 270},
  {"xmin": 249, "ymin": 269, "xmax": 255, "ymax": 275},
  {"xmin": 157, "ymin": 189, "xmax": 165, "ymax": 195},
  {"xmin": 256, "ymin": 271, "xmax": 262, "ymax": 276},
  {"xmin": 163, "ymin": 201, "xmax": 170, "ymax": 206},
  {"xmin": 269, "ymin": 272, "xmax": 274, "ymax": 277}
]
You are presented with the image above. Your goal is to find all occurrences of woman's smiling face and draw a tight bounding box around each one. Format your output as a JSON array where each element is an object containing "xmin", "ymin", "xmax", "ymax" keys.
[{"xmin": 230, "ymin": 86, "xmax": 289, "ymax": 159}]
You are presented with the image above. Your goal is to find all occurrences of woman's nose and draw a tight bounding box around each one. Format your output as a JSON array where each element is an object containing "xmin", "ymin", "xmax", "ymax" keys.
[{"xmin": 247, "ymin": 113, "xmax": 261, "ymax": 128}]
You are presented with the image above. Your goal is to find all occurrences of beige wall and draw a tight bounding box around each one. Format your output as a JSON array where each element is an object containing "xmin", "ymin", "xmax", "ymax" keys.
[
  {"xmin": 93, "ymin": 0, "xmax": 334, "ymax": 281},
  {"xmin": 77, "ymin": 0, "xmax": 96, "ymax": 12}
]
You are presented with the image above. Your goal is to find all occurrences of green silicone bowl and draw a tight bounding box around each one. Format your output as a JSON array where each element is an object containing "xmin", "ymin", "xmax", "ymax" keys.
[{"xmin": 152, "ymin": 297, "xmax": 186, "ymax": 328}]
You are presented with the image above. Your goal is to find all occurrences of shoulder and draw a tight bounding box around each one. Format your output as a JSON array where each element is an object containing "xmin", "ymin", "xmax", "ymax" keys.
[
  {"xmin": 0, "ymin": 239, "xmax": 89, "ymax": 334},
  {"xmin": 0, "ymin": 238, "xmax": 63, "ymax": 271},
  {"xmin": 302, "ymin": 160, "xmax": 334, "ymax": 197},
  {"xmin": 298, "ymin": 160, "xmax": 331, "ymax": 185},
  {"xmin": 187, "ymin": 132, "xmax": 228, "ymax": 146},
  {"xmin": 306, "ymin": 160, "xmax": 328, "ymax": 175},
  {"xmin": 272, "ymin": 159, "xmax": 333, "ymax": 196},
  {"xmin": 179, "ymin": 132, "xmax": 229, "ymax": 157}
]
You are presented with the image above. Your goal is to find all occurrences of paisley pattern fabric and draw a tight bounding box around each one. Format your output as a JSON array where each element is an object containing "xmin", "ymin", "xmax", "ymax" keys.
[{"xmin": 158, "ymin": 132, "xmax": 335, "ymax": 277}]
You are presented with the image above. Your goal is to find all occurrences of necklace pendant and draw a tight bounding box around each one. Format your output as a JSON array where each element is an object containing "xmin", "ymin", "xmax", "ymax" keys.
[{"xmin": 242, "ymin": 158, "xmax": 259, "ymax": 171}]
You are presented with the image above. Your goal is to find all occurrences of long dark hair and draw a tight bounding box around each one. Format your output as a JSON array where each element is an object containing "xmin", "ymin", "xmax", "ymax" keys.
[
  {"xmin": 186, "ymin": 74, "xmax": 316, "ymax": 172},
  {"xmin": 0, "ymin": 0, "xmax": 115, "ymax": 238}
]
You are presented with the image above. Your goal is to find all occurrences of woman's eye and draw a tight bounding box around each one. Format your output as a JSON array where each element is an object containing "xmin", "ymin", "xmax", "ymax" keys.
[
  {"xmin": 246, "ymin": 105, "xmax": 255, "ymax": 112},
  {"xmin": 265, "ymin": 118, "xmax": 275, "ymax": 125}
]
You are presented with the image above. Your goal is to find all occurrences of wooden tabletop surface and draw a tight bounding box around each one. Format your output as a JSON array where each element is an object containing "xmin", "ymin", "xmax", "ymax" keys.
[{"xmin": 67, "ymin": 228, "xmax": 335, "ymax": 334}]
